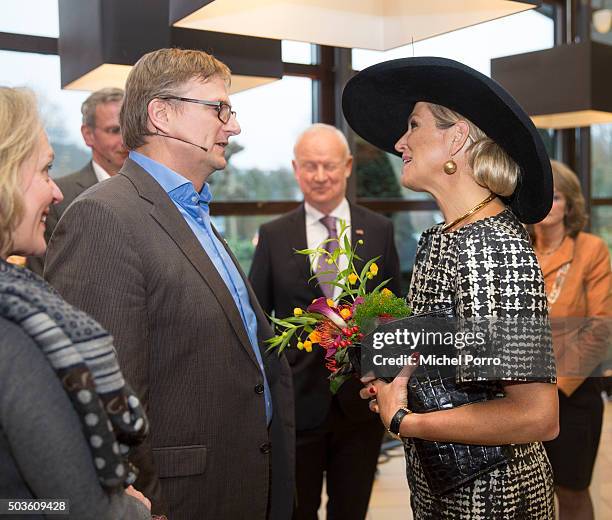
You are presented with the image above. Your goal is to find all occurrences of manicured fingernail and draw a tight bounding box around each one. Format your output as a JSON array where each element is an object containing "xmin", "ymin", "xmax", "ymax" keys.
[
  {"xmin": 412, "ymin": 352, "xmax": 420, "ymax": 362},
  {"xmin": 369, "ymin": 387, "xmax": 376, "ymax": 395}
]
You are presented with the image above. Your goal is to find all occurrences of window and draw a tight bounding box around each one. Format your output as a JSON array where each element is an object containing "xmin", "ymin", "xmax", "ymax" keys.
[
  {"xmin": 392, "ymin": 210, "xmax": 442, "ymax": 293},
  {"xmin": 592, "ymin": 124, "xmax": 612, "ymax": 198},
  {"xmin": 591, "ymin": 207, "xmax": 612, "ymax": 256},
  {"xmin": 212, "ymin": 215, "xmax": 282, "ymax": 273},
  {"xmin": 351, "ymin": 10, "xmax": 554, "ymax": 74},
  {"xmin": 355, "ymin": 142, "xmax": 431, "ymax": 201},
  {"xmin": 0, "ymin": 0, "xmax": 59, "ymax": 37},
  {"xmin": 281, "ymin": 41, "xmax": 316, "ymax": 65},
  {"xmin": 209, "ymin": 76, "xmax": 313, "ymax": 201},
  {"xmin": 0, "ymin": 50, "xmax": 90, "ymax": 177},
  {"xmin": 591, "ymin": 123, "xmax": 612, "ymax": 254}
]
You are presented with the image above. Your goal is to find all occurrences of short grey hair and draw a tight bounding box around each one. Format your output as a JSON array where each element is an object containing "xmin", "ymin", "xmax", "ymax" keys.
[
  {"xmin": 81, "ymin": 87, "xmax": 124, "ymax": 127},
  {"xmin": 293, "ymin": 123, "xmax": 351, "ymax": 158}
]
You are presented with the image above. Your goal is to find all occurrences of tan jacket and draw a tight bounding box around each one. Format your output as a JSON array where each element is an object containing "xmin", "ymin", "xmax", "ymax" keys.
[{"xmin": 537, "ymin": 232, "xmax": 612, "ymax": 395}]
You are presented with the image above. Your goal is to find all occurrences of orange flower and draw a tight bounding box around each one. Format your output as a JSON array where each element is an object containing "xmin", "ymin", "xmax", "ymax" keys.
[
  {"xmin": 309, "ymin": 330, "xmax": 322, "ymax": 344},
  {"xmin": 303, "ymin": 340, "xmax": 313, "ymax": 353},
  {"xmin": 339, "ymin": 308, "xmax": 352, "ymax": 320},
  {"xmin": 381, "ymin": 288, "xmax": 393, "ymax": 297}
]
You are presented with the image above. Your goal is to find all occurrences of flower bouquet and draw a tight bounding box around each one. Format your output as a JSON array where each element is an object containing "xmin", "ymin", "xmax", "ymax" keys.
[{"xmin": 265, "ymin": 221, "xmax": 411, "ymax": 393}]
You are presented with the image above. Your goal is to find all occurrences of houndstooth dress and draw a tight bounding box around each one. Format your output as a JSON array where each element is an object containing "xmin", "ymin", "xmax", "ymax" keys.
[{"xmin": 404, "ymin": 209, "xmax": 556, "ymax": 520}]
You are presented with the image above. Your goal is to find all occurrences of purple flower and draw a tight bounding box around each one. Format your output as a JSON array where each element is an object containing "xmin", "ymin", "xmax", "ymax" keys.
[
  {"xmin": 351, "ymin": 296, "xmax": 365, "ymax": 314},
  {"xmin": 325, "ymin": 347, "xmax": 337, "ymax": 360},
  {"xmin": 306, "ymin": 297, "xmax": 348, "ymax": 329}
]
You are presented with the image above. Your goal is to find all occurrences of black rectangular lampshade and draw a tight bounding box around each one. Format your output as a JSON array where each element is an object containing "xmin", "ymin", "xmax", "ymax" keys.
[
  {"xmin": 59, "ymin": 0, "xmax": 282, "ymax": 93},
  {"xmin": 491, "ymin": 41, "xmax": 612, "ymax": 129}
]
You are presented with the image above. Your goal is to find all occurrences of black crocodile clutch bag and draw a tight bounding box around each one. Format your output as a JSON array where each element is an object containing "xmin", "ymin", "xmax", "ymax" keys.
[
  {"xmin": 360, "ymin": 307, "xmax": 513, "ymax": 495},
  {"xmin": 408, "ymin": 374, "xmax": 513, "ymax": 495}
]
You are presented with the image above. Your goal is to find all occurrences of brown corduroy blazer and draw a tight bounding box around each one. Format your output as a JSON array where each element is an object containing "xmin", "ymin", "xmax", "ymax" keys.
[
  {"xmin": 44, "ymin": 158, "xmax": 295, "ymax": 520},
  {"xmin": 537, "ymin": 232, "xmax": 612, "ymax": 396}
]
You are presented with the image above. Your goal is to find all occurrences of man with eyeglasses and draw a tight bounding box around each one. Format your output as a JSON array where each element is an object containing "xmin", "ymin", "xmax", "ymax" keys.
[
  {"xmin": 28, "ymin": 87, "xmax": 127, "ymax": 274},
  {"xmin": 249, "ymin": 123, "xmax": 400, "ymax": 520},
  {"xmin": 45, "ymin": 48, "xmax": 295, "ymax": 520}
]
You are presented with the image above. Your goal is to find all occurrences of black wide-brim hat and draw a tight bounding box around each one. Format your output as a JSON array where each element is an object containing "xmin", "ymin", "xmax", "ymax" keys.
[{"xmin": 342, "ymin": 57, "xmax": 552, "ymax": 223}]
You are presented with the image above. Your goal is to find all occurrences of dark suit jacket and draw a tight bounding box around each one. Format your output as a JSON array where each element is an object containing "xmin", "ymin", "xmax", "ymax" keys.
[
  {"xmin": 249, "ymin": 203, "xmax": 401, "ymax": 431},
  {"xmin": 28, "ymin": 162, "xmax": 98, "ymax": 275},
  {"xmin": 45, "ymin": 158, "xmax": 295, "ymax": 520}
]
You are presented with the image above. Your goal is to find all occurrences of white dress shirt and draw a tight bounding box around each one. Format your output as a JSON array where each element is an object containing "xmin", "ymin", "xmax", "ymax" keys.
[
  {"xmin": 92, "ymin": 160, "xmax": 111, "ymax": 183},
  {"xmin": 304, "ymin": 198, "xmax": 351, "ymax": 300}
]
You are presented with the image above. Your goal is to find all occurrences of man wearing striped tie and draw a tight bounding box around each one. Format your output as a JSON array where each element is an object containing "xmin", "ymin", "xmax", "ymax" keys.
[{"xmin": 249, "ymin": 124, "xmax": 401, "ymax": 520}]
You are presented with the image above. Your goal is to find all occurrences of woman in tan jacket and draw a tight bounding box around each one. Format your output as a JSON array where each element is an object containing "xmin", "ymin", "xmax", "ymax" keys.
[{"xmin": 533, "ymin": 160, "xmax": 612, "ymax": 520}]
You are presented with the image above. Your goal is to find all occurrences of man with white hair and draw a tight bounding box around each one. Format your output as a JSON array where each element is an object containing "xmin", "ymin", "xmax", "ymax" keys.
[{"xmin": 250, "ymin": 123, "xmax": 400, "ymax": 520}]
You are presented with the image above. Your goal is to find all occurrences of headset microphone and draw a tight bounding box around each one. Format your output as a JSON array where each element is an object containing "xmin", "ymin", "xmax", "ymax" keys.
[
  {"xmin": 155, "ymin": 133, "xmax": 208, "ymax": 152},
  {"xmin": 150, "ymin": 124, "xmax": 209, "ymax": 152}
]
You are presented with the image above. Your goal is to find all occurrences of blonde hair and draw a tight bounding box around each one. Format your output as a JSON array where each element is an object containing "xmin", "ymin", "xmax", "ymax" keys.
[
  {"xmin": 120, "ymin": 48, "xmax": 232, "ymax": 150},
  {"xmin": 428, "ymin": 103, "xmax": 520, "ymax": 197},
  {"xmin": 0, "ymin": 87, "xmax": 42, "ymax": 258},
  {"xmin": 550, "ymin": 160, "xmax": 587, "ymax": 237}
]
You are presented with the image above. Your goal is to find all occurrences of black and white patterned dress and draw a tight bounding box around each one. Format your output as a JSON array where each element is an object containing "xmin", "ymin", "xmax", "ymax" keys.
[{"xmin": 404, "ymin": 209, "xmax": 556, "ymax": 519}]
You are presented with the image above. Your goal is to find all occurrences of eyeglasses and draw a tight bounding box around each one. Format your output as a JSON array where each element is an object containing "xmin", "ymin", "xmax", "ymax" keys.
[
  {"xmin": 296, "ymin": 161, "xmax": 346, "ymax": 174},
  {"xmin": 160, "ymin": 95, "xmax": 236, "ymax": 124}
]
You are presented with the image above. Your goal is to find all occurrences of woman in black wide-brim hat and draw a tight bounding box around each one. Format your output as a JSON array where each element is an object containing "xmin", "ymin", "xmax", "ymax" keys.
[{"xmin": 345, "ymin": 58, "xmax": 559, "ymax": 519}]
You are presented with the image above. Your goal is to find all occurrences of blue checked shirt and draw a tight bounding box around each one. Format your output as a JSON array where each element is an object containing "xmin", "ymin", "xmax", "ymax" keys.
[{"xmin": 129, "ymin": 151, "xmax": 273, "ymax": 424}]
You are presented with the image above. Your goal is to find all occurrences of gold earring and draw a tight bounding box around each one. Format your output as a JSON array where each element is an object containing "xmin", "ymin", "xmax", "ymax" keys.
[{"xmin": 443, "ymin": 160, "xmax": 457, "ymax": 175}]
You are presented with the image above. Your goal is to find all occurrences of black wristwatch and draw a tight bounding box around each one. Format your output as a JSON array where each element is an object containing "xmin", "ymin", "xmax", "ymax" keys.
[{"xmin": 388, "ymin": 407, "xmax": 412, "ymax": 436}]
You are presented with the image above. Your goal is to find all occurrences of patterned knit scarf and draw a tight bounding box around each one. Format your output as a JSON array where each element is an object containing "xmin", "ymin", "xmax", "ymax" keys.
[{"xmin": 0, "ymin": 260, "xmax": 148, "ymax": 489}]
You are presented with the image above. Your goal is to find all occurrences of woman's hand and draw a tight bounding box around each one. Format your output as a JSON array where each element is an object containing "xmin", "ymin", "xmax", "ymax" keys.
[{"xmin": 359, "ymin": 352, "xmax": 419, "ymax": 429}]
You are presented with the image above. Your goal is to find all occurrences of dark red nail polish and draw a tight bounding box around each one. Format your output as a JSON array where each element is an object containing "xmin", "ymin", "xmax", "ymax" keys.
[{"xmin": 369, "ymin": 387, "xmax": 376, "ymax": 395}]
